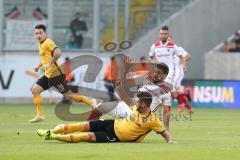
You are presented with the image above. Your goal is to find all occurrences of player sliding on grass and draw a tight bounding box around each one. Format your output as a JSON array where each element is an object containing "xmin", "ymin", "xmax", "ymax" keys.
[
  {"xmin": 30, "ymin": 24, "xmax": 97, "ymax": 123},
  {"xmin": 37, "ymin": 82, "xmax": 175, "ymax": 143},
  {"xmin": 88, "ymin": 61, "xmax": 173, "ymax": 131}
]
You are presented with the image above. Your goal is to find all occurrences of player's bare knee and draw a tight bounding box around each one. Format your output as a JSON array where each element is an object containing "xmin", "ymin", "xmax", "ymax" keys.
[
  {"xmin": 31, "ymin": 86, "xmax": 40, "ymax": 95},
  {"xmin": 171, "ymin": 92, "xmax": 178, "ymax": 99},
  {"xmin": 162, "ymin": 106, "xmax": 171, "ymax": 115},
  {"xmin": 88, "ymin": 133, "xmax": 97, "ymax": 142},
  {"xmin": 83, "ymin": 122, "xmax": 91, "ymax": 132}
]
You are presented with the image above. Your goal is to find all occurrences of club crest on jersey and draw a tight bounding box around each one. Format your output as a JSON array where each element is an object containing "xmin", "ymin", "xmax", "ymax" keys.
[{"xmin": 167, "ymin": 48, "xmax": 170, "ymax": 52}]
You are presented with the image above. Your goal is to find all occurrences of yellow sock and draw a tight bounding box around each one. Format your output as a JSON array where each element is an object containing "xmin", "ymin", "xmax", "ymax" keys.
[
  {"xmin": 53, "ymin": 123, "xmax": 87, "ymax": 134},
  {"xmin": 33, "ymin": 95, "xmax": 44, "ymax": 116},
  {"xmin": 71, "ymin": 94, "xmax": 92, "ymax": 106},
  {"xmin": 56, "ymin": 133, "xmax": 90, "ymax": 143}
]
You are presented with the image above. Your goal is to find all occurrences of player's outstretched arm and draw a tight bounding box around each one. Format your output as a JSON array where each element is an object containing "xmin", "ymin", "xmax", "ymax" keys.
[
  {"xmin": 162, "ymin": 105, "xmax": 171, "ymax": 131},
  {"xmin": 123, "ymin": 56, "xmax": 149, "ymax": 86},
  {"xmin": 33, "ymin": 63, "xmax": 43, "ymax": 72},
  {"xmin": 114, "ymin": 81, "xmax": 135, "ymax": 109},
  {"xmin": 160, "ymin": 130, "xmax": 176, "ymax": 144},
  {"xmin": 179, "ymin": 54, "xmax": 190, "ymax": 72},
  {"xmin": 122, "ymin": 56, "xmax": 136, "ymax": 86}
]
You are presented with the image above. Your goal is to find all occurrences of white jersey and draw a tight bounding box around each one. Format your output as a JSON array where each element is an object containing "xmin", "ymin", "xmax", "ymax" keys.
[
  {"xmin": 149, "ymin": 41, "xmax": 182, "ymax": 88},
  {"xmin": 134, "ymin": 74, "xmax": 172, "ymax": 112},
  {"xmin": 149, "ymin": 41, "xmax": 181, "ymax": 71},
  {"xmin": 106, "ymin": 74, "xmax": 172, "ymax": 119}
]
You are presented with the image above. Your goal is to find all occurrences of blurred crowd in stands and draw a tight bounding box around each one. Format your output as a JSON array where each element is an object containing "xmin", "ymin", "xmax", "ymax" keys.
[
  {"xmin": 224, "ymin": 31, "xmax": 240, "ymax": 52},
  {"xmin": 5, "ymin": 6, "xmax": 88, "ymax": 49}
]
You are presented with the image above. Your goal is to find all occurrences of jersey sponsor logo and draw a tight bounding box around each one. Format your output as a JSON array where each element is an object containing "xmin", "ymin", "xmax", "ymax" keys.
[
  {"xmin": 155, "ymin": 53, "xmax": 172, "ymax": 57},
  {"xmin": 155, "ymin": 46, "xmax": 174, "ymax": 49}
]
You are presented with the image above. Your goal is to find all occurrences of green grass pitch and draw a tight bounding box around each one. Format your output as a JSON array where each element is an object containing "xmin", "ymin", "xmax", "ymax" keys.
[{"xmin": 0, "ymin": 104, "xmax": 240, "ymax": 160}]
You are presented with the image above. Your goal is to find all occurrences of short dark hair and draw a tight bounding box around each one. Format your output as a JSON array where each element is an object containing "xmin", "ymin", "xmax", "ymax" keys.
[
  {"xmin": 137, "ymin": 91, "xmax": 152, "ymax": 107},
  {"xmin": 160, "ymin": 25, "xmax": 169, "ymax": 31},
  {"xmin": 155, "ymin": 63, "xmax": 169, "ymax": 74},
  {"xmin": 35, "ymin": 24, "xmax": 46, "ymax": 32}
]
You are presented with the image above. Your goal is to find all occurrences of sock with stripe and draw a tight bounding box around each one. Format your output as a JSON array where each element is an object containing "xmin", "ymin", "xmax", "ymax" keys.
[
  {"xmin": 70, "ymin": 94, "xmax": 93, "ymax": 106},
  {"xmin": 177, "ymin": 93, "xmax": 185, "ymax": 112}
]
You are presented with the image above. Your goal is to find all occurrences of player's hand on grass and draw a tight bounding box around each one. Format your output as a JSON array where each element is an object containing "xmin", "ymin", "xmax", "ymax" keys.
[{"xmin": 168, "ymin": 140, "xmax": 176, "ymax": 144}]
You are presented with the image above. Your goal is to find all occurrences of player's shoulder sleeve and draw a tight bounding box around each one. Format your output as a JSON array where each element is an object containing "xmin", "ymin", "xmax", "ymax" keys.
[
  {"xmin": 172, "ymin": 43, "xmax": 184, "ymax": 56},
  {"xmin": 178, "ymin": 46, "xmax": 188, "ymax": 56},
  {"xmin": 150, "ymin": 117, "xmax": 165, "ymax": 133},
  {"xmin": 167, "ymin": 41, "xmax": 175, "ymax": 47},
  {"xmin": 46, "ymin": 39, "xmax": 59, "ymax": 52}
]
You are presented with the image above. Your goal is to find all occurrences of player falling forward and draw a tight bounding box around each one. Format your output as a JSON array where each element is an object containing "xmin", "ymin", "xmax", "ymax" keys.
[
  {"xmin": 37, "ymin": 85, "xmax": 175, "ymax": 143},
  {"xmin": 148, "ymin": 25, "xmax": 193, "ymax": 115},
  {"xmin": 30, "ymin": 24, "xmax": 97, "ymax": 123},
  {"xmin": 88, "ymin": 61, "xmax": 173, "ymax": 131}
]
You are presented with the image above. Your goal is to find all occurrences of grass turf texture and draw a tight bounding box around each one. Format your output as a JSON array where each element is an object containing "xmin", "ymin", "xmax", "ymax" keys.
[{"xmin": 0, "ymin": 104, "xmax": 240, "ymax": 160}]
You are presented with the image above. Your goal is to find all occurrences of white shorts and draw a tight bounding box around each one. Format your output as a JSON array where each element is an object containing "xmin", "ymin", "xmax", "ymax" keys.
[
  {"xmin": 107, "ymin": 101, "xmax": 132, "ymax": 119},
  {"xmin": 165, "ymin": 70, "xmax": 176, "ymax": 92},
  {"xmin": 166, "ymin": 67, "xmax": 184, "ymax": 92},
  {"xmin": 173, "ymin": 67, "xmax": 184, "ymax": 92}
]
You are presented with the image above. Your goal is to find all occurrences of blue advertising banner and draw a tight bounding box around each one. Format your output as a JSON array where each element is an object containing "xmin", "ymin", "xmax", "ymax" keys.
[{"xmin": 178, "ymin": 80, "xmax": 240, "ymax": 108}]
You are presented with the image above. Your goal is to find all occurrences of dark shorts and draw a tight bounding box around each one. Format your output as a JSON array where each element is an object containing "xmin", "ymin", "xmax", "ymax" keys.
[
  {"xmin": 89, "ymin": 120, "xmax": 119, "ymax": 143},
  {"xmin": 36, "ymin": 74, "xmax": 69, "ymax": 94}
]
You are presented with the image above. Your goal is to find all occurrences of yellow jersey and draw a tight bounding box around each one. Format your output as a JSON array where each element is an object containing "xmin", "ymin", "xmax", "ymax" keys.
[
  {"xmin": 114, "ymin": 106, "xmax": 164, "ymax": 142},
  {"xmin": 38, "ymin": 38, "xmax": 62, "ymax": 78}
]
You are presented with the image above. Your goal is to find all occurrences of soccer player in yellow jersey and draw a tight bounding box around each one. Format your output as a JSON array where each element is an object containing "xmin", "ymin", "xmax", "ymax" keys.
[
  {"xmin": 37, "ymin": 80, "xmax": 175, "ymax": 143},
  {"xmin": 30, "ymin": 24, "xmax": 97, "ymax": 123}
]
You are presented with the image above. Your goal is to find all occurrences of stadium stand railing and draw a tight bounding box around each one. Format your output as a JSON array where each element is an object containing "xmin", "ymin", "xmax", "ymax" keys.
[
  {"xmin": 205, "ymin": 30, "xmax": 240, "ymax": 80},
  {"xmin": 100, "ymin": 0, "xmax": 193, "ymax": 47},
  {"xmin": 3, "ymin": 0, "xmax": 193, "ymax": 50}
]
